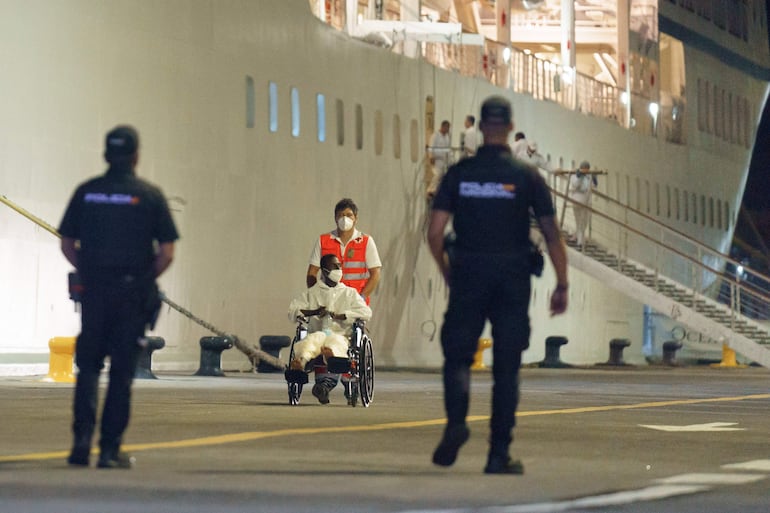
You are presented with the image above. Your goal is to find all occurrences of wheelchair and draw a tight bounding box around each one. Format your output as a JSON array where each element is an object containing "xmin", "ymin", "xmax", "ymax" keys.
[{"xmin": 283, "ymin": 315, "xmax": 374, "ymax": 407}]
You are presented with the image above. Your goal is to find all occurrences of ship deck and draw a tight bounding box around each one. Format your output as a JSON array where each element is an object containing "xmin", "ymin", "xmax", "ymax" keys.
[{"xmin": 1, "ymin": 366, "xmax": 769, "ymax": 513}]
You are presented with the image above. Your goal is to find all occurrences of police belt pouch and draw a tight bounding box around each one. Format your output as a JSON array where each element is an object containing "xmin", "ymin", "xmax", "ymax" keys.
[
  {"xmin": 529, "ymin": 243, "xmax": 544, "ymax": 277},
  {"xmin": 68, "ymin": 271, "xmax": 84, "ymax": 302}
]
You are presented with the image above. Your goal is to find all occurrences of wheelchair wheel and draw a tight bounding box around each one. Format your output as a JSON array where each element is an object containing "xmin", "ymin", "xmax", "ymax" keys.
[
  {"xmin": 346, "ymin": 379, "xmax": 359, "ymax": 407},
  {"xmin": 288, "ymin": 382, "xmax": 303, "ymax": 405},
  {"xmin": 359, "ymin": 336, "xmax": 374, "ymax": 407}
]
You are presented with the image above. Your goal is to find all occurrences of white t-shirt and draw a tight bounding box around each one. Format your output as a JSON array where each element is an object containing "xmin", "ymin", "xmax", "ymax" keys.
[
  {"xmin": 512, "ymin": 138, "xmax": 528, "ymax": 159},
  {"xmin": 569, "ymin": 173, "xmax": 593, "ymax": 204},
  {"xmin": 462, "ymin": 126, "xmax": 481, "ymax": 157}
]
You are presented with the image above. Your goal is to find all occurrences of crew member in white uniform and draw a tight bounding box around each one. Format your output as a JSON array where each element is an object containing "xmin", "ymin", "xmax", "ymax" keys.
[
  {"xmin": 568, "ymin": 161, "xmax": 595, "ymax": 246},
  {"xmin": 427, "ymin": 120, "xmax": 452, "ymax": 197}
]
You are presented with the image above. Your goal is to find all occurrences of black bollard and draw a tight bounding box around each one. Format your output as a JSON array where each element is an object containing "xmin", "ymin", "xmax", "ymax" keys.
[
  {"xmin": 662, "ymin": 340, "xmax": 683, "ymax": 366},
  {"xmin": 603, "ymin": 338, "xmax": 631, "ymax": 366},
  {"xmin": 195, "ymin": 336, "xmax": 233, "ymax": 377},
  {"xmin": 257, "ymin": 335, "xmax": 290, "ymax": 373},
  {"xmin": 135, "ymin": 336, "xmax": 165, "ymax": 379},
  {"xmin": 538, "ymin": 336, "xmax": 572, "ymax": 368}
]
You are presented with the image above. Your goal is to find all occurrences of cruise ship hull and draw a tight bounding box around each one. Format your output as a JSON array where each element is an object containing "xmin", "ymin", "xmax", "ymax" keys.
[{"xmin": 1, "ymin": 1, "xmax": 767, "ymax": 372}]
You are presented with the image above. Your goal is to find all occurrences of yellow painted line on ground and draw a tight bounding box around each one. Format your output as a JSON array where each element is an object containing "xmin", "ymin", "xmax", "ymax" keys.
[{"xmin": 2, "ymin": 394, "xmax": 768, "ymax": 463}]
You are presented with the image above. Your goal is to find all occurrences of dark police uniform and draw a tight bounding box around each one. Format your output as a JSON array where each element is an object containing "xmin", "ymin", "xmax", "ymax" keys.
[
  {"xmin": 431, "ymin": 143, "xmax": 555, "ymax": 462},
  {"xmin": 59, "ymin": 127, "xmax": 178, "ymax": 466}
]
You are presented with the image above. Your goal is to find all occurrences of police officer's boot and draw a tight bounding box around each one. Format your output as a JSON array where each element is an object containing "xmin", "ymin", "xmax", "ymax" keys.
[
  {"xmin": 484, "ymin": 443, "xmax": 524, "ymax": 475},
  {"xmin": 97, "ymin": 444, "xmax": 134, "ymax": 469},
  {"xmin": 67, "ymin": 430, "xmax": 93, "ymax": 467}
]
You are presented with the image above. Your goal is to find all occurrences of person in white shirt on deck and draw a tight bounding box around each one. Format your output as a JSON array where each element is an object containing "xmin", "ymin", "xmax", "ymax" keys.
[
  {"xmin": 461, "ymin": 115, "xmax": 482, "ymax": 159},
  {"xmin": 512, "ymin": 131, "xmax": 528, "ymax": 160},
  {"xmin": 524, "ymin": 141, "xmax": 552, "ymax": 174},
  {"xmin": 568, "ymin": 161, "xmax": 596, "ymax": 247},
  {"xmin": 427, "ymin": 120, "xmax": 452, "ymax": 197}
]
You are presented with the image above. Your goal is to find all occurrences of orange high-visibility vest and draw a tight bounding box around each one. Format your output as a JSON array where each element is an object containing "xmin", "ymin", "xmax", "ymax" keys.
[{"xmin": 320, "ymin": 232, "xmax": 370, "ymax": 297}]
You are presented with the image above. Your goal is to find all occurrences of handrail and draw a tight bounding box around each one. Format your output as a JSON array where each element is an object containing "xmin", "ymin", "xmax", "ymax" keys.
[
  {"xmin": 588, "ymin": 185, "xmax": 770, "ymax": 300},
  {"xmin": 550, "ymin": 188, "xmax": 725, "ymax": 279},
  {"xmin": 549, "ymin": 182, "xmax": 770, "ymax": 323}
]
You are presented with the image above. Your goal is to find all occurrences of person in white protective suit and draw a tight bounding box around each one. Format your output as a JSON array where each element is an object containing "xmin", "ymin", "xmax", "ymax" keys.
[{"xmin": 287, "ymin": 253, "xmax": 372, "ymax": 402}]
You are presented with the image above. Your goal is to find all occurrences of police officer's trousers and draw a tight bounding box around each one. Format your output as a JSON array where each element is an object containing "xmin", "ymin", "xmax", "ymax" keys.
[
  {"xmin": 440, "ymin": 250, "xmax": 531, "ymax": 453},
  {"xmin": 73, "ymin": 279, "xmax": 146, "ymax": 452}
]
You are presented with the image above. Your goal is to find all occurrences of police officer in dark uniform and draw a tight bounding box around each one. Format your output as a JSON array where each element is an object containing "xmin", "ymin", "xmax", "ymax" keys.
[
  {"xmin": 59, "ymin": 125, "xmax": 179, "ymax": 468},
  {"xmin": 427, "ymin": 96, "xmax": 569, "ymax": 474}
]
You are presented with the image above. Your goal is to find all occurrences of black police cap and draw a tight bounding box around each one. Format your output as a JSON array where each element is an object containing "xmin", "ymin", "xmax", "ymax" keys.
[
  {"xmin": 105, "ymin": 125, "xmax": 139, "ymax": 157},
  {"xmin": 480, "ymin": 96, "xmax": 512, "ymax": 125}
]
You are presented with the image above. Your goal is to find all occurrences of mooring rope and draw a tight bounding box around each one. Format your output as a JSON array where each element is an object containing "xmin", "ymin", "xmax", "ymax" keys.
[{"xmin": 2, "ymin": 194, "xmax": 285, "ymax": 371}]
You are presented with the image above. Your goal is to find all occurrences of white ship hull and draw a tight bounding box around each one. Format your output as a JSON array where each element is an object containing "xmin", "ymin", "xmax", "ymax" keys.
[{"xmin": 1, "ymin": 1, "xmax": 767, "ymax": 372}]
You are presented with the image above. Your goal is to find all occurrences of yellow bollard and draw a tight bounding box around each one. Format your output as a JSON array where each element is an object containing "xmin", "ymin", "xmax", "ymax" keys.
[
  {"xmin": 44, "ymin": 337, "xmax": 76, "ymax": 383},
  {"xmin": 471, "ymin": 338, "xmax": 492, "ymax": 370},
  {"xmin": 710, "ymin": 344, "xmax": 747, "ymax": 369}
]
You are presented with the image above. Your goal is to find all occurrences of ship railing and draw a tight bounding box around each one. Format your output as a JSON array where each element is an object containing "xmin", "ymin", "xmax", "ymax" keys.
[
  {"xmin": 547, "ymin": 176, "xmax": 770, "ymax": 322},
  {"xmin": 420, "ymin": 38, "xmax": 686, "ymax": 142}
]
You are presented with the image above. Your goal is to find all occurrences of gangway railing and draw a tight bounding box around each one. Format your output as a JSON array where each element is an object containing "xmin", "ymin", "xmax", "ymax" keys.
[{"xmin": 544, "ymin": 179, "xmax": 770, "ymax": 366}]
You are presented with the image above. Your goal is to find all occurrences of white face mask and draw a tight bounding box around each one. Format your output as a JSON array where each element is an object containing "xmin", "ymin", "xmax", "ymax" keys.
[
  {"xmin": 324, "ymin": 268, "xmax": 343, "ymax": 284},
  {"xmin": 337, "ymin": 216, "xmax": 354, "ymax": 232}
]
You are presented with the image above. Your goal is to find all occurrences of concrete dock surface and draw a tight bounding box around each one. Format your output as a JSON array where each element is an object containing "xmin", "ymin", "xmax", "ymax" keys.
[{"xmin": 1, "ymin": 366, "xmax": 769, "ymax": 513}]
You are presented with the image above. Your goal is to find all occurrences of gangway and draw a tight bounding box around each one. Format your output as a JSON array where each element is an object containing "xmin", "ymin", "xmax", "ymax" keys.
[{"xmin": 549, "ymin": 177, "xmax": 770, "ymax": 368}]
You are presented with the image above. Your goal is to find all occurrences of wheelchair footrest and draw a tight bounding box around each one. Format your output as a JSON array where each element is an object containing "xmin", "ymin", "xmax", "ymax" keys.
[
  {"xmin": 284, "ymin": 369, "xmax": 309, "ymax": 384},
  {"xmin": 326, "ymin": 357, "xmax": 351, "ymax": 374}
]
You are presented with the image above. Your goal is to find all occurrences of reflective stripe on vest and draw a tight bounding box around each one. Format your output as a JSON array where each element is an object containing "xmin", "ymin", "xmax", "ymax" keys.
[{"xmin": 320, "ymin": 232, "xmax": 370, "ymax": 294}]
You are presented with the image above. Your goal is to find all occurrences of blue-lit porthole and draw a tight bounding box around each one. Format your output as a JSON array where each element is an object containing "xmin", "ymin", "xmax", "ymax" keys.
[
  {"xmin": 291, "ymin": 87, "xmax": 300, "ymax": 138},
  {"xmin": 317, "ymin": 94, "xmax": 326, "ymax": 142},
  {"xmin": 269, "ymin": 81, "xmax": 278, "ymax": 133}
]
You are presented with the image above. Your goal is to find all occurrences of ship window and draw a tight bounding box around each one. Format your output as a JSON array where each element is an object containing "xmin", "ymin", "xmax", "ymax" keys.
[
  {"xmin": 697, "ymin": 78, "xmax": 704, "ymax": 132},
  {"xmin": 719, "ymin": 89, "xmax": 730, "ymax": 141},
  {"xmin": 625, "ymin": 175, "xmax": 631, "ymax": 206},
  {"xmin": 666, "ymin": 185, "xmax": 671, "ymax": 218},
  {"xmin": 674, "ymin": 187, "xmax": 680, "ymax": 220},
  {"xmin": 691, "ymin": 192, "xmax": 698, "ymax": 224},
  {"xmin": 744, "ymin": 99, "xmax": 752, "ymax": 148},
  {"xmin": 704, "ymin": 81, "xmax": 712, "ymax": 134},
  {"xmin": 716, "ymin": 199, "xmax": 722, "ymax": 229},
  {"xmin": 336, "ymin": 99, "xmax": 344, "ymax": 146},
  {"xmin": 709, "ymin": 197, "xmax": 714, "ymax": 228},
  {"xmin": 393, "ymin": 115, "xmax": 401, "ymax": 159},
  {"xmin": 741, "ymin": 97, "xmax": 748, "ymax": 148},
  {"xmin": 635, "ymin": 177, "xmax": 641, "ymax": 210},
  {"xmin": 316, "ymin": 94, "xmax": 326, "ymax": 142},
  {"xmin": 410, "ymin": 119, "xmax": 419, "ymax": 163},
  {"xmin": 291, "ymin": 87, "xmax": 300, "ymax": 138},
  {"xmin": 713, "ymin": 85, "xmax": 721, "ymax": 138},
  {"xmin": 683, "ymin": 189, "xmax": 689, "ymax": 222},
  {"xmin": 725, "ymin": 201, "xmax": 730, "ymax": 231},
  {"xmin": 355, "ymin": 104, "xmax": 363, "ymax": 150},
  {"xmin": 245, "ymin": 76, "xmax": 255, "ymax": 129},
  {"xmin": 374, "ymin": 110, "xmax": 383, "ymax": 156},
  {"xmin": 268, "ymin": 82, "xmax": 278, "ymax": 133},
  {"xmin": 645, "ymin": 180, "xmax": 650, "ymax": 213},
  {"xmin": 655, "ymin": 183, "xmax": 660, "ymax": 216},
  {"xmin": 700, "ymin": 195, "xmax": 706, "ymax": 226},
  {"xmin": 727, "ymin": 92, "xmax": 734, "ymax": 144}
]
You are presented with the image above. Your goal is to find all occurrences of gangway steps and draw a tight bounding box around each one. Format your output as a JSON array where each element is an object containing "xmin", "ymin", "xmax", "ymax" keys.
[{"xmin": 566, "ymin": 238, "xmax": 770, "ymax": 357}]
